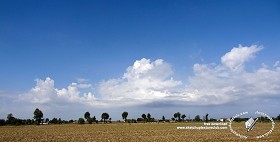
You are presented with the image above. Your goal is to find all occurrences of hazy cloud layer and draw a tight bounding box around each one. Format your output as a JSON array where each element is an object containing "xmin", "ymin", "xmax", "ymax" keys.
[{"xmin": 19, "ymin": 45, "xmax": 280, "ymax": 108}]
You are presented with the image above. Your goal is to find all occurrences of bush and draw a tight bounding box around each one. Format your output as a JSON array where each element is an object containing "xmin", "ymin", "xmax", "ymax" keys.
[
  {"xmin": 78, "ymin": 118, "xmax": 85, "ymax": 124},
  {"xmin": 0, "ymin": 119, "xmax": 5, "ymax": 126},
  {"xmin": 87, "ymin": 118, "xmax": 93, "ymax": 124}
]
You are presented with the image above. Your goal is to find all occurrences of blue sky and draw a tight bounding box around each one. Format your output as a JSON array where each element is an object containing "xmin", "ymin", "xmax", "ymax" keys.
[{"xmin": 0, "ymin": 0, "xmax": 280, "ymax": 120}]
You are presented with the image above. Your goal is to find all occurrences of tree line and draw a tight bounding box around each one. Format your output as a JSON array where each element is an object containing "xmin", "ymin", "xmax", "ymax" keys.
[{"xmin": 1, "ymin": 108, "xmax": 280, "ymax": 126}]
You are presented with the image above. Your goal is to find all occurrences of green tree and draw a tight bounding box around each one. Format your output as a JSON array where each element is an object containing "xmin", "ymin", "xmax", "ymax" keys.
[
  {"xmin": 142, "ymin": 114, "xmax": 147, "ymax": 122},
  {"xmin": 33, "ymin": 108, "xmax": 43, "ymax": 125},
  {"xmin": 50, "ymin": 118, "xmax": 58, "ymax": 124},
  {"xmin": 147, "ymin": 113, "xmax": 151, "ymax": 122},
  {"xmin": 6, "ymin": 113, "xmax": 15, "ymax": 125},
  {"xmin": 101, "ymin": 112, "xmax": 109, "ymax": 123},
  {"xmin": 45, "ymin": 118, "xmax": 49, "ymax": 123},
  {"xmin": 181, "ymin": 114, "xmax": 186, "ymax": 121},
  {"xmin": 0, "ymin": 119, "xmax": 5, "ymax": 126},
  {"xmin": 92, "ymin": 116, "xmax": 97, "ymax": 123},
  {"xmin": 87, "ymin": 117, "xmax": 93, "ymax": 124},
  {"xmin": 162, "ymin": 116, "xmax": 165, "ymax": 121},
  {"xmin": 174, "ymin": 112, "xmax": 181, "ymax": 121},
  {"xmin": 7, "ymin": 113, "xmax": 14, "ymax": 121},
  {"xmin": 122, "ymin": 112, "xmax": 128, "ymax": 121},
  {"xmin": 276, "ymin": 114, "xmax": 280, "ymax": 121},
  {"xmin": 194, "ymin": 115, "xmax": 201, "ymax": 122},
  {"xmin": 58, "ymin": 118, "xmax": 62, "ymax": 124},
  {"xmin": 78, "ymin": 118, "xmax": 85, "ymax": 124},
  {"xmin": 84, "ymin": 112, "xmax": 91, "ymax": 120}
]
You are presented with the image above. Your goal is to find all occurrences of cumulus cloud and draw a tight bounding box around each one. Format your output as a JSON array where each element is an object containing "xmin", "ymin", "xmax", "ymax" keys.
[
  {"xmin": 221, "ymin": 44, "xmax": 262, "ymax": 71},
  {"xmin": 20, "ymin": 78, "xmax": 97, "ymax": 106},
  {"xmin": 99, "ymin": 58, "xmax": 181, "ymax": 103},
  {"xmin": 182, "ymin": 45, "xmax": 280, "ymax": 104},
  {"xmin": 19, "ymin": 77, "xmax": 55, "ymax": 104},
  {"xmin": 98, "ymin": 45, "xmax": 279, "ymax": 106},
  {"xmin": 20, "ymin": 44, "xmax": 280, "ymax": 108}
]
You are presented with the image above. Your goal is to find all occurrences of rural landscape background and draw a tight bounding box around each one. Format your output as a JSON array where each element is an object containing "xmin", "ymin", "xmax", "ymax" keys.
[{"xmin": 1, "ymin": 0, "xmax": 280, "ymax": 141}]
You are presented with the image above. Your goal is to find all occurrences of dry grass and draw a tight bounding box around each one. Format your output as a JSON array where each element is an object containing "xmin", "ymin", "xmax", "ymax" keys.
[{"xmin": 0, "ymin": 122, "xmax": 279, "ymax": 141}]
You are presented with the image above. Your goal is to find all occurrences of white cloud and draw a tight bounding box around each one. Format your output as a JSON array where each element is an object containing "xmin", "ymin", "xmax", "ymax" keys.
[
  {"xmin": 20, "ymin": 78, "xmax": 97, "ymax": 106},
  {"xmin": 180, "ymin": 45, "xmax": 280, "ymax": 105},
  {"xmin": 221, "ymin": 44, "xmax": 262, "ymax": 71},
  {"xmin": 19, "ymin": 77, "xmax": 55, "ymax": 104},
  {"xmin": 19, "ymin": 45, "xmax": 280, "ymax": 108},
  {"xmin": 273, "ymin": 61, "xmax": 280, "ymax": 67},
  {"xmin": 99, "ymin": 58, "xmax": 181, "ymax": 103}
]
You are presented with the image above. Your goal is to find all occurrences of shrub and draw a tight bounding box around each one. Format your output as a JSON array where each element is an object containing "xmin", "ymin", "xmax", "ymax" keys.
[
  {"xmin": 87, "ymin": 118, "xmax": 93, "ymax": 124},
  {"xmin": 78, "ymin": 118, "xmax": 85, "ymax": 124},
  {"xmin": 0, "ymin": 119, "xmax": 5, "ymax": 126}
]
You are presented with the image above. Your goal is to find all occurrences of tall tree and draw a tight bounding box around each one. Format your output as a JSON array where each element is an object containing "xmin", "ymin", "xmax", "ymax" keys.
[
  {"xmin": 147, "ymin": 113, "xmax": 151, "ymax": 122},
  {"xmin": 142, "ymin": 114, "xmax": 147, "ymax": 121},
  {"xmin": 181, "ymin": 114, "xmax": 186, "ymax": 121},
  {"xmin": 205, "ymin": 113, "xmax": 209, "ymax": 123},
  {"xmin": 174, "ymin": 113, "xmax": 178, "ymax": 121},
  {"xmin": 177, "ymin": 112, "xmax": 181, "ymax": 121},
  {"xmin": 162, "ymin": 116, "xmax": 165, "ymax": 121},
  {"xmin": 34, "ymin": 108, "xmax": 43, "ymax": 125},
  {"xmin": 84, "ymin": 112, "xmax": 91, "ymax": 120},
  {"xmin": 45, "ymin": 118, "xmax": 49, "ymax": 123},
  {"xmin": 122, "ymin": 112, "xmax": 128, "ymax": 121},
  {"xmin": 174, "ymin": 112, "xmax": 181, "ymax": 121},
  {"xmin": 101, "ymin": 112, "xmax": 109, "ymax": 123}
]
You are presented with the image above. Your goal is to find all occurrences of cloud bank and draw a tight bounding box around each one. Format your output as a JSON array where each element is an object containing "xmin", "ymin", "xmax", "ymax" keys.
[{"xmin": 19, "ymin": 45, "xmax": 280, "ymax": 108}]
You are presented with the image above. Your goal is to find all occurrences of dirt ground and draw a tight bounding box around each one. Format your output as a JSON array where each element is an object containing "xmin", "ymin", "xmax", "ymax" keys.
[{"xmin": 0, "ymin": 122, "xmax": 278, "ymax": 141}]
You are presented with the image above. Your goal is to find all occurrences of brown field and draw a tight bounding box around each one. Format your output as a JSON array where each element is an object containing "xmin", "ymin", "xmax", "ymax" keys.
[{"xmin": 0, "ymin": 122, "xmax": 279, "ymax": 142}]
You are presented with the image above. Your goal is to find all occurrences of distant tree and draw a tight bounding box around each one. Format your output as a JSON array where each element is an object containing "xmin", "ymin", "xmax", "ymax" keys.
[
  {"xmin": 92, "ymin": 116, "xmax": 97, "ymax": 123},
  {"xmin": 58, "ymin": 118, "xmax": 62, "ymax": 124},
  {"xmin": 137, "ymin": 118, "xmax": 144, "ymax": 121},
  {"xmin": 87, "ymin": 117, "xmax": 93, "ymax": 124},
  {"xmin": 205, "ymin": 113, "xmax": 209, "ymax": 123},
  {"xmin": 122, "ymin": 112, "xmax": 128, "ymax": 121},
  {"xmin": 171, "ymin": 118, "xmax": 175, "ymax": 121},
  {"xmin": 101, "ymin": 112, "xmax": 109, "ymax": 123},
  {"xmin": 209, "ymin": 118, "xmax": 217, "ymax": 122},
  {"xmin": 26, "ymin": 119, "xmax": 32, "ymax": 125},
  {"xmin": 6, "ymin": 113, "xmax": 15, "ymax": 125},
  {"xmin": 174, "ymin": 112, "xmax": 181, "ymax": 121},
  {"xmin": 181, "ymin": 114, "xmax": 186, "ymax": 121},
  {"xmin": 194, "ymin": 115, "xmax": 201, "ymax": 122},
  {"xmin": 142, "ymin": 114, "xmax": 147, "ymax": 121},
  {"xmin": 277, "ymin": 114, "xmax": 280, "ymax": 121},
  {"xmin": 50, "ymin": 118, "xmax": 58, "ymax": 124},
  {"xmin": 7, "ymin": 113, "xmax": 15, "ymax": 121},
  {"xmin": 0, "ymin": 119, "xmax": 5, "ymax": 126},
  {"xmin": 173, "ymin": 113, "xmax": 177, "ymax": 120},
  {"xmin": 45, "ymin": 118, "xmax": 49, "ymax": 123},
  {"xmin": 147, "ymin": 113, "xmax": 151, "ymax": 122},
  {"xmin": 84, "ymin": 112, "xmax": 91, "ymax": 120},
  {"xmin": 162, "ymin": 116, "xmax": 165, "ymax": 121},
  {"xmin": 78, "ymin": 118, "xmax": 85, "ymax": 124},
  {"xmin": 33, "ymin": 108, "xmax": 43, "ymax": 125}
]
